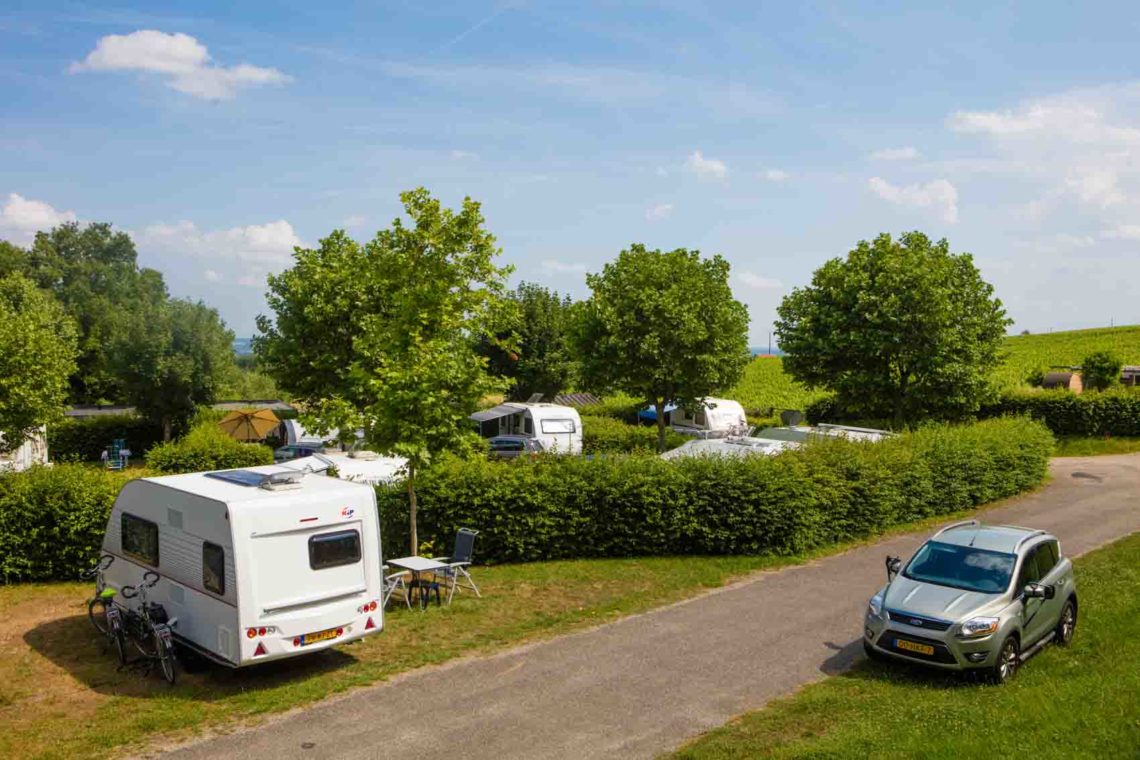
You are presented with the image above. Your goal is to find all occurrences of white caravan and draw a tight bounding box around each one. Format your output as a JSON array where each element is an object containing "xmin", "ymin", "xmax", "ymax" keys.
[
  {"xmin": 470, "ymin": 402, "xmax": 583, "ymax": 455},
  {"xmin": 98, "ymin": 465, "xmax": 384, "ymax": 667},
  {"xmin": 670, "ymin": 398, "xmax": 748, "ymax": 438}
]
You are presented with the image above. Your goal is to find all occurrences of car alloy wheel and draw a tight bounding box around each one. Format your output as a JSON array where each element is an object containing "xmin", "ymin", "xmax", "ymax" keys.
[
  {"xmin": 996, "ymin": 637, "xmax": 1018, "ymax": 683},
  {"xmin": 1057, "ymin": 602, "xmax": 1076, "ymax": 646}
]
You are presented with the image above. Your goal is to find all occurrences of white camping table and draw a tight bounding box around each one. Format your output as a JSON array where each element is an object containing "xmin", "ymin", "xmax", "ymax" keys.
[{"xmin": 387, "ymin": 556, "xmax": 449, "ymax": 608}]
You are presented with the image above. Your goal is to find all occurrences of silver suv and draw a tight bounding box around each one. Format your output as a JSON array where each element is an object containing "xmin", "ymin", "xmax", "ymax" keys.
[{"xmin": 863, "ymin": 520, "xmax": 1077, "ymax": 684}]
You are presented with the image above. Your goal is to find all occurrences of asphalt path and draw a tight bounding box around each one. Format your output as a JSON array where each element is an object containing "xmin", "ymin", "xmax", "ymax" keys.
[{"xmin": 164, "ymin": 454, "xmax": 1140, "ymax": 760}]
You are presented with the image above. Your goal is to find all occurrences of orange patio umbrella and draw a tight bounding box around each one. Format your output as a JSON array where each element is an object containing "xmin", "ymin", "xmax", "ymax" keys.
[{"xmin": 217, "ymin": 409, "xmax": 280, "ymax": 442}]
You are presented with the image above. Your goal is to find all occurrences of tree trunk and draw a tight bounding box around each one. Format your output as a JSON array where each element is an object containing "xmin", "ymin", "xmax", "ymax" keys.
[
  {"xmin": 162, "ymin": 416, "xmax": 173, "ymax": 442},
  {"xmin": 655, "ymin": 399, "xmax": 667, "ymax": 453},
  {"xmin": 892, "ymin": 372, "xmax": 910, "ymax": 430},
  {"xmin": 406, "ymin": 462, "xmax": 418, "ymax": 556}
]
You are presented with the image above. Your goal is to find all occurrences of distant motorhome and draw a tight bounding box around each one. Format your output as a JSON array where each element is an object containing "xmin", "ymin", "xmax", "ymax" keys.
[
  {"xmin": 639, "ymin": 398, "xmax": 748, "ymax": 439},
  {"xmin": 97, "ymin": 465, "xmax": 384, "ymax": 668},
  {"xmin": 470, "ymin": 402, "xmax": 583, "ymax": 455}
]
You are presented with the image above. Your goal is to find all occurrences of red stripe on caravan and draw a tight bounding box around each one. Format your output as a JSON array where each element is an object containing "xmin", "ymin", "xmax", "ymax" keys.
[{"xmin": 299, "ymin": 517, "xmax": 319, "ymax": 522}]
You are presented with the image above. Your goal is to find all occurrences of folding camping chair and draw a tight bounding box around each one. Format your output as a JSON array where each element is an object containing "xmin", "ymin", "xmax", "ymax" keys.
[
  {"xmin": 382, "ymin": 564, "xmax": 412, "ymax": 609},
  {"xmin": 434, "ymin": 528, "xmax": 481, "ymax": 605}
]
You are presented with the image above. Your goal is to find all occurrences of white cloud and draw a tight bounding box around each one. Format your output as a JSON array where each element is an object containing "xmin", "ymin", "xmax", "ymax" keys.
[
  {"xmin": 645, "ymin": 203, "xmax": 674, "ymax": 221},
  {"xmin": 0, "ymin": 193, "xmax": 77, "ymax": 243},
  {"xmin": 685, "ymin": 150, "xmax": 728, "ymax": 181},
  {"xmin": 541, "ymin": 259, "xmax": 587, "ymax": 274},
  {"xmin": 867, "ymin": 176, "xmax": 959, "ymax": 223},
  {"xmin": 69, "ymin": 30, "xmax": 291, "ymax": 100},
  {"xmin": 1101, "ymin": 224, "xmax": 1140, "ymax": 240},
  {"xmin": 870, "ymin": 146, "xmax": 919, "ymax": 160},
  {"xmin": 450, "ymin": 149, "xmax": 479, "ymax": 160},
  {"xmin": 735, "ymin": 271, "xmax": 784, "ymax": 290},
  {"xmin": 138, "ymin": 219, "xmax": 302, "ymax": 286},
  {"xmin": 763, "ymin": 168, "xmax": 789, "ymax": 181},
  {"xmin": 203, "ymin": 269, "xmax": 221, "ymax": 282}
]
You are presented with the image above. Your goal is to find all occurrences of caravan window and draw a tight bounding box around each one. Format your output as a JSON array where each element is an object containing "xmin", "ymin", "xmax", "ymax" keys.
[
  {"xmin": 309, "ymin": 529, "xmax": 361, "ymax": 570},
  {"xmin": 202, "ymin": 542, "xmax": 225, "ymax": 595},
  {"xmin": 541, "ymin": 419, "xmax": 576, "ymax": 434},
  {"xmin": 121, "ymin": 513, "xmax": 159, "ymax": 566}
]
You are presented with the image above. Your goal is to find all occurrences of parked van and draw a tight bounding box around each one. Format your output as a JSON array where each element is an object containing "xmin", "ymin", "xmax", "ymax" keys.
[
  {"xmin": 469, "ymin": 402, "xmax": 583, "ymax": 455},
  {"xmin": 669, "ymin": 398, "xmax": 748, "ymax": 438},
  {"xmin": 98, "ymin": 465, "xmax": 384, "ymax": 667}
]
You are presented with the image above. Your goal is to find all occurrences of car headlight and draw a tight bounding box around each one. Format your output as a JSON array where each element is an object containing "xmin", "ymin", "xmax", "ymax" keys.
[
  {"xmin": 959, "ymin": 616, "xmax": 999, "ymax": 638},
  {"xmin": 866, "ymin": 593, "xmax": 884, "ymax": 618}
]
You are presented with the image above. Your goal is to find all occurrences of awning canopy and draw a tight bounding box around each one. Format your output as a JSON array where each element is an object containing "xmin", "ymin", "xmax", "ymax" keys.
[{"xmin": 469, "ymin": 404, "xmax": 522, "ymax": 423}]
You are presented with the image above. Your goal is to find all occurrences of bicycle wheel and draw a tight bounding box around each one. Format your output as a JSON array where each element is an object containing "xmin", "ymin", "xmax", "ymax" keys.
[
  {"xmin": 132, "ymin": 622, "xmax": 158, "ymax": 658},
  {"xmin": 156, "ymin": 631, "xmax": 177, "ymax": 685},
  {"xmin": 88, "ymin": 597, "xmax": 110, "ymax": 637},
  {"xmin": 110, "ymin": 620, "xmax": 128, "ymax": 666}
]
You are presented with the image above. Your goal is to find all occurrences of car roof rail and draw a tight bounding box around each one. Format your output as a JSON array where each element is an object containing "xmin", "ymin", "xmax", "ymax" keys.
[
  {"xmin": 1013, "ymin": 529, "xmax": 1048, "ymax": 552},
  {"xmin": 931, "ymin": 519, "xmax": 979, "ymax": 539}
]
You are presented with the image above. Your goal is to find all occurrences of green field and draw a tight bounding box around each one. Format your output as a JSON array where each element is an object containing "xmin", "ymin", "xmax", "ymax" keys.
[
  {"xmin": 997, "ymin": 325, "xmax": 1140, "ymax": 389},
  {"xmin": 725, "ymin": 326, "xmax": 1140, "ymax": 413},
  {"xmin": 672, "ymin": 532, "xmax": 1140, "ymax": 759},
  {"xmin": 727, "ymin": 356, "xmax": 828, "ymax": 413}
]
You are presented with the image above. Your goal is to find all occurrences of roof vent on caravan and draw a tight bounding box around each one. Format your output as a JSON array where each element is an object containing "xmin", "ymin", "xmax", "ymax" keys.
[{"xmin": 205, "ymin": 468, "xmax": 307, "ymax": 491}]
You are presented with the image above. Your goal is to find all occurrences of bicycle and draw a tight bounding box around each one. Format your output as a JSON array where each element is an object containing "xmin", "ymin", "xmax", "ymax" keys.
[
  {"xmin": 81, "ymin": 554, "xmax": 126, "ymax": 666},
  {"xmin": 120, "ymin": 571, "xmax": 179, "ymax": 684}
]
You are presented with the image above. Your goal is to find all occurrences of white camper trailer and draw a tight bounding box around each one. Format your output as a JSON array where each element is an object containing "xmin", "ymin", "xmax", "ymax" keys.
[
  {"xmin": 98, "ymin": 465, "xmax": 384, "ymax": 667},
  {"xmin": 669, "ymin": 398, "xmax": 748, "ymax": 438},
  {"xmin": 469, "ymin": 402, "xmax": 583, "ymax": 455}
]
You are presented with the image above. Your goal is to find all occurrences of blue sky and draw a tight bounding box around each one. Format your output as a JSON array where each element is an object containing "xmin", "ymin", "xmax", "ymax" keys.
[{"xmin": 3, "ymin": 1, "xmax": 1140, "ymax": 343}]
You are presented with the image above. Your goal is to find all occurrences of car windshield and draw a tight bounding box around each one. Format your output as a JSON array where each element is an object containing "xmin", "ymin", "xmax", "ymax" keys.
[{"xmin": 903, "ymin": 540, "xmax": 1015, "ymax": 594}]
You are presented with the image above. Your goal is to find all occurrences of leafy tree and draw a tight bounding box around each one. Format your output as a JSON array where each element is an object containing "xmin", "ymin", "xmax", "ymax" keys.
[
  {"xmin": 479, "ymin": 282, "xmax": 577, "ymax": 401},
  {"xmin": 110, "ymin": 299, "xmax": 236, "ymax": 441},
  {"xmin": 1081, "ymin": 350, "xmax": 1122, "ymax": 392},
  {"xmin": 775, "ymin": 231, "xmax": 1010, "ymax": 427},
  {"xmin": 572, "ymin": 244, "xmax": 751, "ymax": 452},
  {"xmin": 0, "ymin": 274, "xmax": 78, "ymax": 451},
  {"xmin": 19, "ymin": 223, "xmax": 167, "ymax": 403},
  {"xmin": 257, "ymin": 189, "xmax": 512, "ymax": 553}
]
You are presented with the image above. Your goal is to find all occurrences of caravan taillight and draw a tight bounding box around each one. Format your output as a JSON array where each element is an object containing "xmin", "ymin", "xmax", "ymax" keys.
[
  {"xmin": 246, "ymin": 628, "xmax": 257, "ymax": 639},
  {"xmin": 368, "ymin": 601, "xmax": 377, "ymax": 611},
  {"xmin": 293, "ymin": 637, "xmax": 301, "ymax": 647},
  {"xmin": 258, "ymin": 627, "xmax": 267, "ymax": 636}
]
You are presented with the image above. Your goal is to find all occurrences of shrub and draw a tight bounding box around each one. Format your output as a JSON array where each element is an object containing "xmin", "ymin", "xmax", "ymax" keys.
[
  {"xmin": 145, "ymin": 423, "xmax": 274, "ymax": 473},
  {"xmin": 1081, "ymin": 350, "xmax": 1123, "ymax": 392},
  {"xmin": 581, "ymin": 415, "xmax": 687, "ymax": 454},
  {"xmin": 47, "ymin": 414, "xmax": 164, "ymax": 462},
  {"xmin": 0, "ymin": 465, "xmax": 139, "ymax": 583},
  {"xmin": 981, "ymin": 389, "xmax": 1140, "ymax": 436},
  {"xmin": 577, "ymin": 393, "xmax": 644, "ymax": 423},
  {"xmin": 377, "ymin": 417, "xmax": 1053, "ymax": 564}
]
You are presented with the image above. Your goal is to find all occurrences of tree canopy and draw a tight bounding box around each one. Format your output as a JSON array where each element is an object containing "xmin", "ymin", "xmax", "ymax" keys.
[
  {"xmin": 478, "ymin": 282, "xmax": 577, "ymax": 401},
  {"xmin": 13, "ymin": 223, "xmax": 168, "ymax": 403},
  {"xmin": 109, "ymin": 298, "xmax": 237, "ymax": 440},
  {"xmin": 775, "ymin": 231, "xmax": 1010, "ymax": 427},
  {"xmin": 0, "ymin": 274, "xmax": 78, "ymax": 451},
  {"xmin": 1081, "ymin": 350, "xmax": 1122, "ymax": 392},
  {"xmin": 256, "ymin": 188, "xmax": 512, "ymax": 553},
  {"xmin": 572, "ymin": 244, "xmax": 751, "ymax": 451}
]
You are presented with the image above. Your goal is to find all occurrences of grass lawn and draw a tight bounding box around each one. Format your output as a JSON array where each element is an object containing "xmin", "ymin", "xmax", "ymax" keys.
[
  {"xmin": 0, "ymin": 503, "xmax": 1023, "ymax": 760},
  {"xmin": 671, "ymin": 532, "xmax": 1140, "ymax": 759},
  {"xmin": 1053, "ymin": 436, "xmax": 1140, "ymax": 457}
]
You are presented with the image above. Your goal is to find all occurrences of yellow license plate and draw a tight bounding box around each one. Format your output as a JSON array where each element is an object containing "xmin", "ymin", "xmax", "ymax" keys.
[
  {"xmin": 301, "ymin": 628, "xmax": 338, "ymax": 646},
  {"xmin": 895, "ymin": 639, "xmax": 935, "ymax": 656}
]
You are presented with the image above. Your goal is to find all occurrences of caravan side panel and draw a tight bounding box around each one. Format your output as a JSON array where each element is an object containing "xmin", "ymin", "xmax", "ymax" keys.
[{"xmin": 102, "ymin": 480, "xmax": 240, "ymax": 665}]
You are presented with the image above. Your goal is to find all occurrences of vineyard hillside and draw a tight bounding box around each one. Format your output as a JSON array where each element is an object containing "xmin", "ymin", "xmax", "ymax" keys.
[{"xmin": 998, "ymin": 325, "xmax": 1140, "ymax": 389}]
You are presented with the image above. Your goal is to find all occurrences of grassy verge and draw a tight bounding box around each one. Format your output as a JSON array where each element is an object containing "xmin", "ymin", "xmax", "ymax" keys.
[
  {"xmin": 0, "ymin": 499, "xmax": 1032, "ymax": 760},
  {"xmin": 671, "ymin": 532, "xmax": 1140, "ymax": 759},
  {"xmin": 1053, "ymin": 436, "xmax": 1140, "ymax": 457}
]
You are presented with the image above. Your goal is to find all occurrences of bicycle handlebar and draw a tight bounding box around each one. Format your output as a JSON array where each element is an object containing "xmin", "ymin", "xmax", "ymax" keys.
[
  {"xmin": 121, "ymin": 585, "xmax": 137, "ymax": 598},
  {"xmin": 79, "ymin": 554, "xmax": 115, "ymax": 580},
  {"xmin": 143, "ymin": 571, "xmax": 160, "ymax": 587}
]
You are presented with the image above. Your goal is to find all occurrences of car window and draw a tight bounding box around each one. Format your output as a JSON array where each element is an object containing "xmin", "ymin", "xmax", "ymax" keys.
[
  {"xmin": 1035, "ymin": 541, "xmax": 1059, "ymax": 578},
  {"xmin": 1017, "ymin": 546, "xmax": 1044, "ymax": 589},
  {"xmin": 903, "ymin": 541, "xmax": 1016, "ymax": 594},
  {"xmin": 492, "ymin": 440, "xmax": 524, "ymax": 451}
]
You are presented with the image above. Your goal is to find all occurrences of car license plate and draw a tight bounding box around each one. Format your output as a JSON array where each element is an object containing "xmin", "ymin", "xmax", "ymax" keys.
[
  {"xmin": 301, "ymin": 628, "xmax": 338, "ymax": 646},
  {"xmin": 895, "ymin": 639, "xmax": 935, "ymax": 656}
]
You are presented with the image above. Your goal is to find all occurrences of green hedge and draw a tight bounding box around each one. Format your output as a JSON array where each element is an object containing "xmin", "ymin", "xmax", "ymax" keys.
[
  {"xmin": 145, "ymin": 424, "xmax": 274, "ymax": 474},
  {"xmin": 980, "ymin": 390, "xmax": 1140, "ymax": 436},
  {"xmin": 377, "ymin": 417, "xmax": 1054, "ymax": 564},
  {"xmin": 581, "ymin": 415, "xmax": 687, "ymax": 454},
  {"xmin": 0, "ymin": 465, "xmax": 139, "ymax": 583},
  {"xmin": 47, "ymin": 415, "xmax": 165, "ymax": 462}
]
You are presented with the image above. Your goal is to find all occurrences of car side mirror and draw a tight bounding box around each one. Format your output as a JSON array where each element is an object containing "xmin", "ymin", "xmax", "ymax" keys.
[
  {"xmin": 1022, "ymin": 582, "xmax": 1054, "ymax": 600},
  {"xmin": 885, "ymin": 555, "xmax": 901, "ymax": 582}
]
